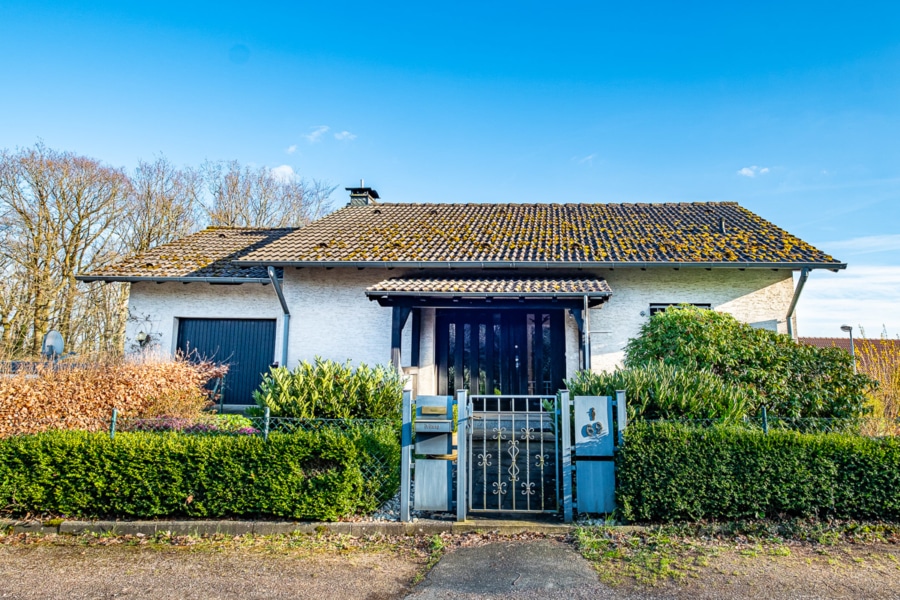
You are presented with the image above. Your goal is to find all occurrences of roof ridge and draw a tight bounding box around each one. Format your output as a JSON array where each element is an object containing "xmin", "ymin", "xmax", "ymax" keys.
[{"xmin": 343, "ymin": 201, "xmax": 740, "ymax": 207}]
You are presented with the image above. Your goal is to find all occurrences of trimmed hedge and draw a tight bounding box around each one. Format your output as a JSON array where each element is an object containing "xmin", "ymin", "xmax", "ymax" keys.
[
  {"xmin": 0, "ymin": 426, "xmax": 400, "ymax": 521},
  {"xmin": 616, "ymin": 423, "xmax": 900, "ymax": 522}
]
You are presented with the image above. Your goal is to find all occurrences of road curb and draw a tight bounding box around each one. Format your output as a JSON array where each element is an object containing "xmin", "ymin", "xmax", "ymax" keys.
[{"xmin": 2, "ymin": 518, "xmax": 578, "ymax": 537}]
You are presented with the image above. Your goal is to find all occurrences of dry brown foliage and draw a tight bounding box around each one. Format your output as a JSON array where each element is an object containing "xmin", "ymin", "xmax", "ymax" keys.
[
  {"xmin": 858, "ymin": 339, "xmax": 900, "ymax": 436},
  {"xmin": 0, "ymin": 352, "xmax": 227, "ymax": 437}
]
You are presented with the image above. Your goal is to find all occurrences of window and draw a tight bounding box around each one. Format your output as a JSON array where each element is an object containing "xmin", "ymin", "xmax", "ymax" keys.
[{"xmin": 648, "ymin": 303, "xmax": 712, "ymax": 316}]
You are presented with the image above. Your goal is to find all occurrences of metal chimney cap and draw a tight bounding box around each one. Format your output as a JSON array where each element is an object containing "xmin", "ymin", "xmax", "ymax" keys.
[{"xmin": 345, "ymin": 187, "xmax": 380, "ymax": 199}]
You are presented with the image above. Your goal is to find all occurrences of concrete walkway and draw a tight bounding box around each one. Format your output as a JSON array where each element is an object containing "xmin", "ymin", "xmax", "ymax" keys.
[{"xmin": 406, "ymin": 539, "xmax": 648, "ymax": 600}]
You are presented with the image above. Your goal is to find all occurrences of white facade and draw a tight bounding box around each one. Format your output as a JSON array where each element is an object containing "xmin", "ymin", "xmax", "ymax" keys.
[
  {"xmin": 126, "ymin": 266, "xmax": 795, "ymax": 396},
  {"xmin": 127, "ymin": 280, "xmax": 284, "ymax": 360}
]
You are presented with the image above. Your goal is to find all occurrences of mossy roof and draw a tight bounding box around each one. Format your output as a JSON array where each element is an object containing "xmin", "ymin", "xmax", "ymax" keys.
[
  {"xmin": 79, "ymin": 228, "xmax": 295, "ymax": 281},
  {"xmin": 235, "ymin": 202, "xmax": 842, "ymax": 268}
]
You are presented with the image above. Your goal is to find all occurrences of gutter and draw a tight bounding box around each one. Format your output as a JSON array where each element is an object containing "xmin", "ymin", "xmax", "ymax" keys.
[
  {"xmin": 267, "ymin": 267, "xmax": 291, "ymax": 368},
  {"xmin": 785, "ymin": 267, "xmax": 810, "ymax": 340},
  {"xmin": 235, "ymin": 259, "xmax": 847, "ymax": 271},
  {"xmin": 76, "ymin": 275, "xmax": 271, "ymax": 285}
]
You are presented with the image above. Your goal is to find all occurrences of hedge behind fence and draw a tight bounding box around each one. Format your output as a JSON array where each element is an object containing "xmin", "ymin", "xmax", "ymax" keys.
[
  {"xmin": 0, "ymin": 426, "xmax": 400, "ymax": 521},
  {"xmin": 616, "ymin": 423, "xmax": 900, "ymax": 522}
]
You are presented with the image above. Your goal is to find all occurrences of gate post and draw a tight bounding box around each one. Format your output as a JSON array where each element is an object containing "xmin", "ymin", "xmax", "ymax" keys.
[
  {"xmin": 400, "ymin": 390, "xmax": 413, "ymax": 522},
  {"xmin": 560, "ymin": 390, "xmax": 574, "ymax": 523},
  {"xmin": 456, "ymin": 389, "xmax": 468, "ymax": 522}
]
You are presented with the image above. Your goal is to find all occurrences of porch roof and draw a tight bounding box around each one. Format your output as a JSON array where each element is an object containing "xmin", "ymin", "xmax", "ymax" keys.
[{"xmin": 366, "ymin": 275, "xmax": 612, "ymax": 299}]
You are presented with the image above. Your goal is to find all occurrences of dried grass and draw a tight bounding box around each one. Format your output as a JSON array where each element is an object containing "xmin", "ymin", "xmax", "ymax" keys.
[
  {"xmin": 857, "ymin": 339, "xmax": 900, "ymax": 437},
  {"xmin": 0, "ymin": 350, "xmax": 227, "ymax": 437}
]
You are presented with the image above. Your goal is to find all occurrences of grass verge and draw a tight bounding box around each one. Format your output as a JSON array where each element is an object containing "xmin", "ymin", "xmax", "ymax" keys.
[{"xmin": 576, "ymin": 519, "xmax": 900, "ymax": 587}]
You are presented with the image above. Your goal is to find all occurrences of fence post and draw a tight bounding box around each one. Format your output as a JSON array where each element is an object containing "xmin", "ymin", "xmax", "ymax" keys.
[
  {"xmin": 400, "ymin": 390, "xmax": 412, "ymax": 522},
  {"xmin": 263, "ymin": 407, "xmax": 271, "ymax": 441},
  {"xmin": 560, "ymin": 390, "xmax": 574, "ymax": 523},
  {"xmin": 110, "ymin": 408, "xmax": 118, "ymax": 440},
  {"xmin": 456, "ymin": 389, "xmax": 468, "ymax": 522},
  {"xmin": 762, "ymin": 406, "xmax": 769, "ymax": 435}
]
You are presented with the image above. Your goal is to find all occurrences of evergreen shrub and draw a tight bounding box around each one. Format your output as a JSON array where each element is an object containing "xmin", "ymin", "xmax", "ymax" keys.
[
  {"xmin": 253, "ymin": 357, "xmax": 404, "ymax": 421},
  {"xmin": 624, "ymin": 306, "xmax": 875, "ymax": 420},
  {"xmin": 616, "ymin": 422, "xmax": 900, "ymax": 522},
  {"xmin": 0, "ymin": 425, "xmax": 400, "ymax": 520}
]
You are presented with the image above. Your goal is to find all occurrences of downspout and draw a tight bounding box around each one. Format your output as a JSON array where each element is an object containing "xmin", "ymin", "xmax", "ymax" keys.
[
  {"xmin": 583, "ymin": 295, "xmax": 591, "ymax": 371},
  {"xmin": 785, "ymin": 267, "xmax": 810, "ymax": 340},
  {"xmin": 267, "ymin": 267, "xmax": 290, "ymax": 367}
]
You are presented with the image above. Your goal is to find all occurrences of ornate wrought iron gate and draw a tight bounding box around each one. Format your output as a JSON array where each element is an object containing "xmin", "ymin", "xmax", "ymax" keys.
[{"xmin": 468, "ymin": 394, "xmax": 559, "ymax": 513}]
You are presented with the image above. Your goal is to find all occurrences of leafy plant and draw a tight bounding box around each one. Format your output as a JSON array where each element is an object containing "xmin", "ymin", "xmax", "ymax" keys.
[
  {"xmin": 624, "ymin": 306, "xmax": 876, "ymax": 421},
  {"xmin": 566, "ymin": 362, "xmax": 751, "ymax": 423},
  {"xmin": 616, "ymin": 422, "xmax": 900, "ymax": 522},
  {"xmin": 252, "ymin": 357, "xmax": 404, "ymax": 421},
  {"xmin": 0, "ymin": 424, "xmax": 400, "ymax": 520}
]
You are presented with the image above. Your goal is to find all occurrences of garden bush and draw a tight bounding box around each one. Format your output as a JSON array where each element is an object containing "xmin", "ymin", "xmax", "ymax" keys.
[
  {"xmin": 566, "ymin": 362, "xmax": 751, "ymax": 423},
  {"xmin": 0, "ymin": 424, "xmax": 400, "ymax": 520},
  {"xmin": 253, "ymin": 357, "xmax": 404, "ymax": 420},
  {"xmin": 616, "ymin": 422, "xmax": 900, "ymax": 522},
  {"xmin": 0, "ymin": 353, "xmax": 228, "ymax": 437},
  {"xmin": 624, "ymin": 306, "xmax": 875, "ymax": 420}
]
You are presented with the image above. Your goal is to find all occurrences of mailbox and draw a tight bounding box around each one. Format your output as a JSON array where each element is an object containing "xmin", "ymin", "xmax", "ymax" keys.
[{"xmin": 413, "ymin": 395, "xmax": 455, "ymax": 511}]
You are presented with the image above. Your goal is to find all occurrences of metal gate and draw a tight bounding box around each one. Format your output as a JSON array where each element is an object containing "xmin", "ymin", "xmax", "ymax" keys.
[{"xmin": 468, "ymin": 394, "xmax": 559, "ymax": 513}]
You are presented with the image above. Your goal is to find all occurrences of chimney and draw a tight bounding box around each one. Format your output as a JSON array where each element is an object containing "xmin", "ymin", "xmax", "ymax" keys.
[{"xmin": 346, "ymin": 179, "xmax": 380, "ymax": 206}]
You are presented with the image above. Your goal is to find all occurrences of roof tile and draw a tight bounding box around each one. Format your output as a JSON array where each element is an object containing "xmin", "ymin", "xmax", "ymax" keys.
[{"xmin": 236, "ymin": 202, "xmax": 841, "ymax": 266}]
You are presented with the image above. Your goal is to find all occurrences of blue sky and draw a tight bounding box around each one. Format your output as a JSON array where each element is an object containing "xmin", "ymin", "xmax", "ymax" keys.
[{"xmin": 2, "ymin": 1, "xmax": 898, "ymax": 337}]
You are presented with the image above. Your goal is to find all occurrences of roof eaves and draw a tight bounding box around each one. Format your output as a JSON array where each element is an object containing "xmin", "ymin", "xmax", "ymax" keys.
[{"xmin": 76, "ymin": 275, "xmax": 272, "ymax": 284}]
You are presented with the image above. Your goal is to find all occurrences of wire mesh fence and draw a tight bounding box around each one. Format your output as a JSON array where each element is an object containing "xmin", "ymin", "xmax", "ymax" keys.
[
  {"xmin": 639, "ymin": 413, "xmax": 892, "ymax": 436},
  {"xmin": 0, "ymin": 410, "xmax": 402, "ymax": 507}
]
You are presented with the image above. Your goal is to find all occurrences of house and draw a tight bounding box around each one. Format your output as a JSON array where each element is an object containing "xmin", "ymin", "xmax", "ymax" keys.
[
  {"xmin": 78, "ymin": 187, "xmax": 845, "ymax": 408},
  {"xmin": 801, "ymin": 337, "xmax": 900, "ymax": 370}
]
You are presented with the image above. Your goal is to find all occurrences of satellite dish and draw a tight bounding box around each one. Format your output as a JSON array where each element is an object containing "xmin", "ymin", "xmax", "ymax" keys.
[{"xmin": 41, "ymin": 330, "xmax": 65, "ymax": 358}]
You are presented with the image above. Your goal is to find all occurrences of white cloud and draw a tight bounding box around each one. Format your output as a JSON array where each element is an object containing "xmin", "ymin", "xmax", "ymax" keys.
[
  {"xmin": 270, "ymin": 165, "xmax": 295, "ymax": 182},
  {"xmin": 821, "ymin": 234, "xmax": 900, "ymax": 256},
  {"xmin": 334, "ymin": 130, "xmax": 357, "ymax": 141},
  {"xmin": 577, "ymin": 153, "xmax": 597, "ymax": 166},
  {"xmin": 796, "ymin": 265, "xmax": 900, "ymax": 337},
  {"xmin": 737, "ymin": 165, "xmax": 770, "ymax": 177},
  {"xmin": 304, "ymin": 125, "xmax": 329, "ymax": 143},
  {"xmin": 285, "ymin": 144, "xmax": 297, "ymax": 154}
]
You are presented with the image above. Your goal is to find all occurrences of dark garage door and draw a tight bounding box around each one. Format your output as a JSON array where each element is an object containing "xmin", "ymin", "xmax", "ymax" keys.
[{"xmin": 176, "ymin": 318, "xmax": 276, "ymax": 406}]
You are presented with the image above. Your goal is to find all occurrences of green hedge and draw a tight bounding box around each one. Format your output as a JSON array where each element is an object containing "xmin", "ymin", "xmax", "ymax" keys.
[
  {"xmin": 616, "ymin": 423, "xmax": 900, "ymax": 522},
  {"xmin": 0, "ymin": 426, "xmax": 400, "ymax": 521}
]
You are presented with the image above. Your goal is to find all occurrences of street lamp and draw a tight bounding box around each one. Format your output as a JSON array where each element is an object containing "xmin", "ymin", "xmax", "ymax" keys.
[{"xmin": 840, "ymin": 325, "xmax": 856, "ymax": 373}]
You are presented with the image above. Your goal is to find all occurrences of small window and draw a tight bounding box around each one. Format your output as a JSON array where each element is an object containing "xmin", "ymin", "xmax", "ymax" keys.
[{"xmin": 648, "ymin": 303, "xmax": 712, "ymax": 316}]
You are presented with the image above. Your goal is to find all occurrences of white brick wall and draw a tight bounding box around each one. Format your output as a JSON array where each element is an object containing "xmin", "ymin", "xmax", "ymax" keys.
[
  {"xmin": 586, "ymin": 268, "xmax": 795, "ymax": 373},
  {"xmin": 127, "ymin": 281, "xmax": 284, "ymax": 360},
  {"xmin": 282, "ymin": 268, "xmax": 398, "ymax": 367},
  {"xmin": 126, "ymin": 267, "xmax": 795, "ymax": 392}
]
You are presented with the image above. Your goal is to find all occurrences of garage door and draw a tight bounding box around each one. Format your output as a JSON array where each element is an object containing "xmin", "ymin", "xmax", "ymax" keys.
[{"xmin": 176, "ymin": 318, "xmax": 276, "ymax": 406}]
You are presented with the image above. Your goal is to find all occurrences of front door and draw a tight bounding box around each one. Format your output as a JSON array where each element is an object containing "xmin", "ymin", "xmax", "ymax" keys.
[{"xmin": 435, "ymin": 309, "xmax": 566, "ymax": 396}]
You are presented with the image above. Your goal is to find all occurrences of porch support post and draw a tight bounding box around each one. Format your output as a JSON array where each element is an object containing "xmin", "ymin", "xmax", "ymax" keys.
[
  {"xmin": 391, "ymin": 306, "xmax": 412, "ymax": 371},
  {"xmin": 410, "ymin": 308, "xmax": 421, "ymax": 367}
]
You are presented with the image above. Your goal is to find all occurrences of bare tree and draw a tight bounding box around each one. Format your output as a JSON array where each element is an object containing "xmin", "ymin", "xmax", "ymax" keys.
[
  {"xmin": 0, "ymin": 144, "xmax": 128, "ymax": 356},
  {"xmin": 203, "ymin": 160, "xmax": 334, "ymax": 228},
  {"xmin": 123, "ymin": 157, "xmax": 203, "ymax": 253},
  {"xmin": 0, "ymin": 146, "xmax": 334, "ymax": 359}
]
